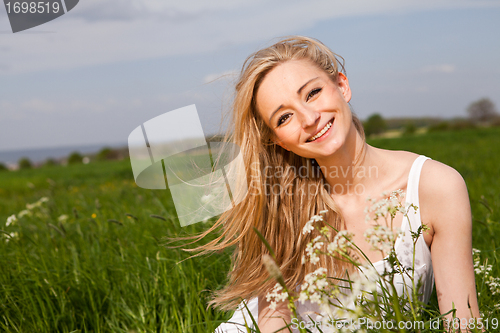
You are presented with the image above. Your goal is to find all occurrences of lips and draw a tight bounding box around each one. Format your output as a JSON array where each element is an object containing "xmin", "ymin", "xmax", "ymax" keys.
[{"xmin": 307, "ymin": 118, "xmax": 334, "ymax": 142}]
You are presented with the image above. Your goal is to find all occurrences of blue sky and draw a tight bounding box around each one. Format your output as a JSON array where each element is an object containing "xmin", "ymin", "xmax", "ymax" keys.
[{"xmin": 0, "ymin": 0, "xmax": 499, "ymax": 151}]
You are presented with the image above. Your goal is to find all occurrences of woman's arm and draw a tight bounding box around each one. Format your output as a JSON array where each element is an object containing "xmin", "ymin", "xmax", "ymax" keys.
[
  {"xmin": 420, "ymin": 160, "xmax": 480, "ymax": 328},
  {"xmin": 258, "ymin": 296, "xmax": 292, "ymax": 333}
]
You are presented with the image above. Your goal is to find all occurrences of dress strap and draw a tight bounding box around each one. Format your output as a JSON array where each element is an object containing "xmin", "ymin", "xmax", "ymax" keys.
[{"xmin": 406, "ymin": 155, "xmax": 431, "ymax": 230}]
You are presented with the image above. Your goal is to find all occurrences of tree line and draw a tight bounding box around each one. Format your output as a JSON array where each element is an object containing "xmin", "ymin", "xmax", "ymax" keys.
[
  {"xmin": 0, "ymin": 147, "xmax": 129, "ymax": 171},
  {"xmin": 363, "ymin": 97, "xmax": 499, "ymax": 137}
]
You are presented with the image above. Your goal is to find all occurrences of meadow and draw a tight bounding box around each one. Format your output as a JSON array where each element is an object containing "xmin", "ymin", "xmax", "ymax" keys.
[{"xmin": 1, "ymin": 126, "xmax": 499, "ymax": 332}]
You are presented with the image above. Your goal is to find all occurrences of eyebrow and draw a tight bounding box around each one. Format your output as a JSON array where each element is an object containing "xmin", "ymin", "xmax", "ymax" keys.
[{"xmin": 268, "ymin": 77, "xmax": 320, "ymax": 124}]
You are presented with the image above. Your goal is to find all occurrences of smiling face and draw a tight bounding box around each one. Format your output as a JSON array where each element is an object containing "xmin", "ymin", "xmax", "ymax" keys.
[{"xmin": 255, "ymin": 59, "xmax": 355, "ymax": 160}]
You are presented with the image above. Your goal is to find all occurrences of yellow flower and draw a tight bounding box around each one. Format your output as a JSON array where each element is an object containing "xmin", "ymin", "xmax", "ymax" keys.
[{"xmin": 91, "ymin": 213, "xmax": 97, "ymax": 218}]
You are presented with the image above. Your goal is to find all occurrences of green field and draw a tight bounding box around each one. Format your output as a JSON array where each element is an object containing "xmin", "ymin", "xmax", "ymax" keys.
[{"xmin": 1, "ymin": 127, "xmax": 499, "ymax": 332}]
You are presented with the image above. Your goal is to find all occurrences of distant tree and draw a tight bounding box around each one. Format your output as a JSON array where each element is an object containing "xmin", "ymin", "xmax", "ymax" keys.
[
  {"xmin": 0, "ymin": 163, "xmax": 8, "ymax": 171},
  {"xmin": 18, "ymin": 157, "xmax": 32, "ymax": 169},
  {"xmin": 44, "ymin": 158, "xmax": 57, "ymax": 167},
  {"xmin": 450, "ymin": 119, "xmax": 476, "ymax": 131},
  {"xmin": 491, "ymin": 116, "xmax": 500, "ymax": 127},
  {"xmin": 97, "ymin": 147, "xmax": 120, "ymax": 161},
  {"xmin": 429, "ymin": 120, "xmax": 450, "ymax": 132},
  {"xmin": 363, "ymin": 113, "xmax": 387, "ymax": 136},
  {"xmin": 403, "ymin": 122, "xmax": 417, "ymax": 135},
  {"xmin": 68, "ymin": 152, "xmax": 83, "ymax": 165},
  {"xmin": 467, "ymin": 98, "xmax": 498, "ymax": 123},
  {"xmin": 428, "ymin": 121, "xmax": 450, "ymax": 132}
]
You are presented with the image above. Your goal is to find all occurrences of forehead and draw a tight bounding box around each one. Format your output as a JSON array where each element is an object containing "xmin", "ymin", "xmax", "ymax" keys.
[
  {"xmin": 259, "ymin": 59, "xmax": 327, "ymax": 94},
  {"xmin": 255, "ymin": 60, "xmax": 330, "ymax": 118}
]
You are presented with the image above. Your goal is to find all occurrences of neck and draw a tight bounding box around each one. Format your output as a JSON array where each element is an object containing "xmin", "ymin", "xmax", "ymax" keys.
[{"xmin": 314, "ymin": 124, "xmax": 377, "ymax": 198}]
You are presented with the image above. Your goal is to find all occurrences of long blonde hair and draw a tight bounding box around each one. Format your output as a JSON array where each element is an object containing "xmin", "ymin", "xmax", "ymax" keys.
[{"xmin": 191, "ymin": 36, "xmax": 366, "ymax": 310}]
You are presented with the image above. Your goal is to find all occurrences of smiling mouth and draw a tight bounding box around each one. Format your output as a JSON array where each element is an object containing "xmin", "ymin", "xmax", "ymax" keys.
[{"xmin": 307, "ymin": 119, "xmax": 334, "ymax": 142}]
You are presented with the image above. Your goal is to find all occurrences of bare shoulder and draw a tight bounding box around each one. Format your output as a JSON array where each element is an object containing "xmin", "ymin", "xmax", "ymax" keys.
[
  {"xmin": 419, "ymin": 159, "xmax": 468, "ymax": 198},
  {"xmin": 371, "ymin": 147, "xmax": 468, "ymax": 197},
  {"xmin": 419, "ymin": 159, "xmax": 471, "ymax": 235}
]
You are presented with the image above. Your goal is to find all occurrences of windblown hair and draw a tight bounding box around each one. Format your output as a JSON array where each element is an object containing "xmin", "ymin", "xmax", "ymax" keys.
[{"xmin": 191, "ymin": 36, "xmax": 366, "ymax": 310}]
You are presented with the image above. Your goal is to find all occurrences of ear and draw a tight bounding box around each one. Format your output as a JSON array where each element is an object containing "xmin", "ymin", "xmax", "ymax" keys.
[{"xmin": 337, "ymin": 72, "xmax": 352, "ymax": 103}]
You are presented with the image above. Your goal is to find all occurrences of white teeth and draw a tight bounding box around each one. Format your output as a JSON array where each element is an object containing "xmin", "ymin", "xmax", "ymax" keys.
[{"xmin": 308, "ymin": 120, "xmax": 333, "ymax": 142}]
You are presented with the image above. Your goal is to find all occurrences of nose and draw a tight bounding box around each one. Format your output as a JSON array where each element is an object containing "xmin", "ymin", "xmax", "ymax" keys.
[{"xmin": 297, "ymin": 106, "xmax": 320, "ymax": 128}]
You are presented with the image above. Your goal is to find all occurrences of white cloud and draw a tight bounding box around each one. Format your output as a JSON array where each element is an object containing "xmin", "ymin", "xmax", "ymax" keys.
[
  {"xmin": 0, "ymin": 97, "xmax": 124, "ymax": 121},
  {"xmin": 0, "ymin": 89, "xmax": 219, "ymax": 122},
  {"xmin": 422, "ymin": 64, "xmax": 456, "ymax": 74},
  {"xmin": 0, "ymin": 88, "xmax": 228, "ymax": 150}
]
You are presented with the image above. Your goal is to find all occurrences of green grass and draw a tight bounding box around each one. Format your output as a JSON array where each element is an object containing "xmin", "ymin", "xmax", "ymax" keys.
[
  {"xmin": 0, "ymin": 161, "xmax": 231, "ymax": 332},
  {"xmin": 1, "ymin": 126, "xmax": 499, "ymax": 332}
]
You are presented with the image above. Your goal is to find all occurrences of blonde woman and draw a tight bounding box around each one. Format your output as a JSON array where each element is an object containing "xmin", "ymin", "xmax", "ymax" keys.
[{"xmin": 193, "ymin": 36, "xmax": 479, "ymax": 332}]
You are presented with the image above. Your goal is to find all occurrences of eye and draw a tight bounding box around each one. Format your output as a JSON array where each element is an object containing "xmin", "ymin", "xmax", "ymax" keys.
[
  {"xmin": 277, "ymin": 113, "xmax": 291, "ymax": 127},
  {"xmin": 306, "ymin": 88, "xmax": 322, "ymax": 102}
]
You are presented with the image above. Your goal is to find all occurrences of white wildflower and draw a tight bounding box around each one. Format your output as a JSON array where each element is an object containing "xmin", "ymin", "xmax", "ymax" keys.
[
  {"xmin": 471, "ymin": 250, "xmax": 500, "ymax": 295},
  {"xmin": 298, "ymin": 291, "xmax": 309, "ymax": 304},
  {"xmin": 310, "ymin": 214, "xmax": 324, "ymax": 222},
  {"xmin": 391, "ymin": 189, "xmax": 404, "ymax": 197},
  {"xmin": 314, "ymin": 267, "xmax": 327, "ymax": 275},
  {"xmin": 266, "ymin": 282, "xmax": 289, "ymax": 310},
  {"xmin": 299, "ymin": 268, "xmax": 329, "ymax": 305},
  {"xmin": 309, "ymin": 253, "xmax": 320, "ymax": 265},
  {"xmin": 304, "ymin": 236, "xmax": 325, "ymax": 265},
  {"xmin": 303, "ymin": 220, "xmax": 315, "ymax": 234},
  {"xmin": 309, "ymin": 292, "xmax": 322, "ymax": 304},
  {"xmin": 6, "ymin": 215, "xmax": 17, "ymax": 227},
  {"xmin": 327, "ymin": 230, "xmax": 355, "ymax": 254},
  {"xmin": 357, "ymin": 265, "xmax": 379, "ymax": 293},
  {"xmin": 58, "ymin": 215, "xmax": 69, "ymax": 222},
  {"xmin": 26, "ymin": 202, "xmax": 38, "ymax": 210},
  {"xmin": 397, "ymin": 203, "xmax": 408, "ymax": 215},
  {"xmin": 18, "ymin": 209, "xmax": 31, "ymax": 218},
  {"xmin": 365, "ymin": 189, "xmax": 407, "ymax": 223},
  {"xmin": 303, "ymin": 211, "xmax": 327, "ymax": 234},
  {"xmin": 4, "ymin": 232, "xmax": 19, "ymax": 243},
  {"xmin": 24, "ymin": 197, "xmax": 49, "ymax": 213},
  {"xmin": 363, "ymin": 226, "xmax": 401, "ymax": 254}
]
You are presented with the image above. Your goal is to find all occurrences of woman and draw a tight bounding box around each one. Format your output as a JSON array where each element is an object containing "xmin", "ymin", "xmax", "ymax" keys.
[{"xmin": 195, "ymin": 36, "xmax": 479, "ymax": 332}]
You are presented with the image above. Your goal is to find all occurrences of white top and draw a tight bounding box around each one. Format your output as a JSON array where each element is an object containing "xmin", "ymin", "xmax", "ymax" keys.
[
  {"xmin": 214, "ymin": 155, "xmax": 434, "ymax": 333},
  {"xmin": 374, "ymin": 155, "xmax": 434, "ymax": 303}
]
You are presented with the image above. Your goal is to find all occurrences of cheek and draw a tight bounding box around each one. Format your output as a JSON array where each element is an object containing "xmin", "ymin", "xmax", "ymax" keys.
[
  {"xmin": 274, "ymin": 129, "xmax": 288, "ymax": 142},
  {"xmin": 275, "ymin": 127, "xmax": 297, "ymax": 143}
]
